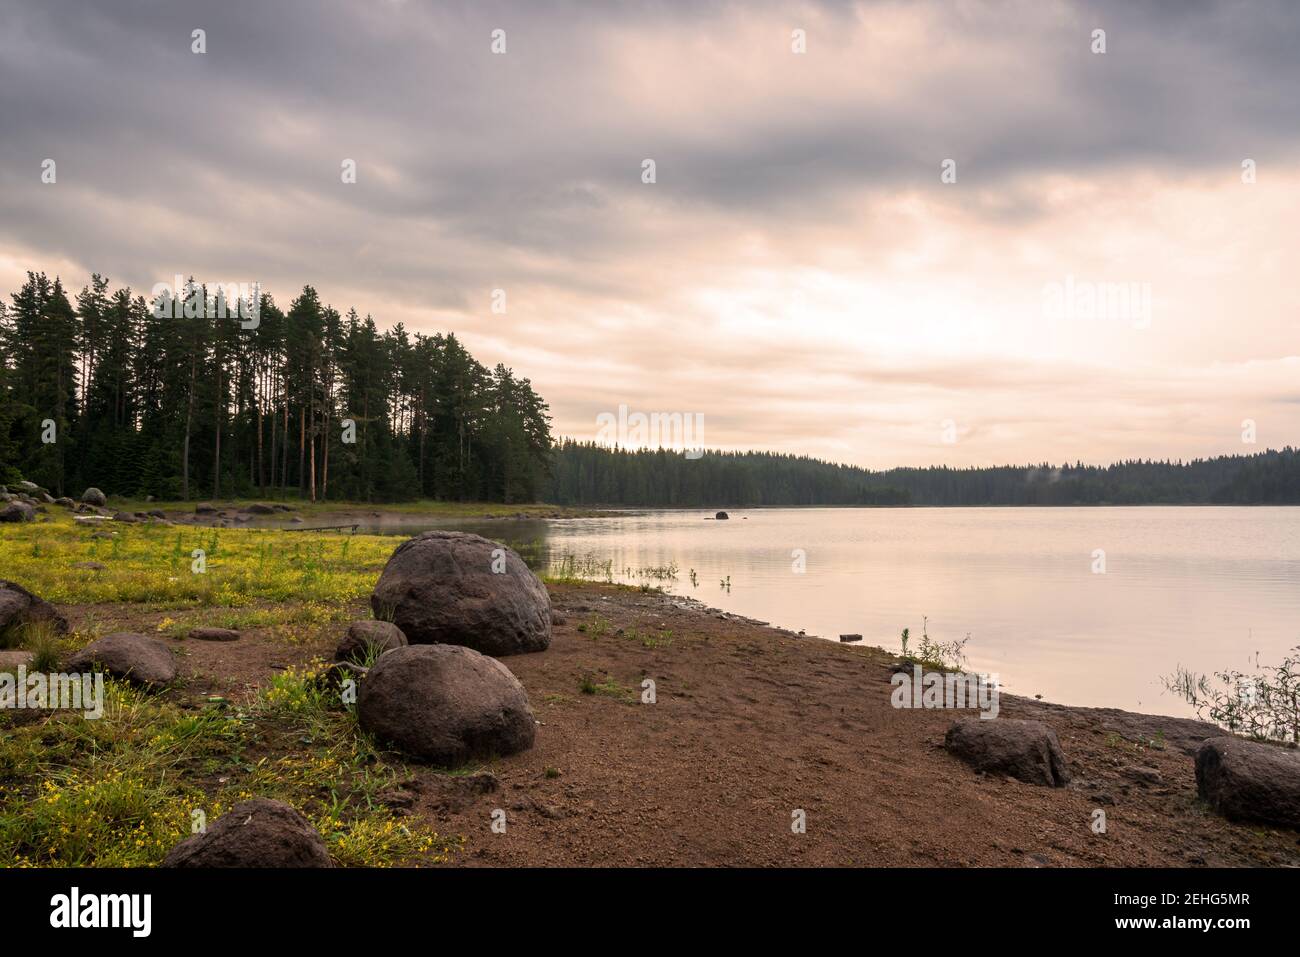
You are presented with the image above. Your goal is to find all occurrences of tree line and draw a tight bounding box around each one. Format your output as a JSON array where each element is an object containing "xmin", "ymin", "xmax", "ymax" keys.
[
  {"xmin": 0, "ymin": 272, "xmax": 552, "ymax": 502},
  {"xmin": 545, "ymin": 441, "xmax": 1300, "ymax": 507}
]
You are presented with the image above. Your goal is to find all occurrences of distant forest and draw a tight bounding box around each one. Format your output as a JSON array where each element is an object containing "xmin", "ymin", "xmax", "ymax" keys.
[
  {"xmin": 545, "ymin": 441, "xmax": 1300, "ymax": 507},
  {"xmin": 3, "ymin": 271, "xmax": 1296, "ymax": 509},
  {"xmin": 0, "ymin": 272, "xmax": 552, "ymax": 502}
]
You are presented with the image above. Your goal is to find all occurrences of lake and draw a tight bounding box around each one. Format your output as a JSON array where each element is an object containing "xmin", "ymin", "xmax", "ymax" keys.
[{"xmin": 345, "ymin": 506, "xmax": 1300, "ymax": 718}]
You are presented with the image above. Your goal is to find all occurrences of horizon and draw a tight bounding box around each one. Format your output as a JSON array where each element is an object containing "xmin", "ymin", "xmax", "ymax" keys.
[{"xmin": 4, "ymin": 0, "xmax": 1297, "ymax": 468}]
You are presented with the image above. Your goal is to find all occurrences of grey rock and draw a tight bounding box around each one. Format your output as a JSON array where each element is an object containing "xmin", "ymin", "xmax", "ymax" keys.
[
  {"xmin": 945, "ymin": 718, "xmax": 1071, "ymax": 787},
  {"xmin": 371, "ymin": 531, "xmax": 551, "ymax": 657},
  {"xmin": 65, "ymin": 632, "xmax": 177, "ymax": 688},
  {"xmin": 358, "ymin": 644, "xmax": 536, "ymax": 766},
  {"xmin": 162, "ymin": 798, "xmax": 332, "ymax": 868}
]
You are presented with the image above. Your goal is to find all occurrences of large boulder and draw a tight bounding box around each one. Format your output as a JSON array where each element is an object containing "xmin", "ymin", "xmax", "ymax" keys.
[
  {"xmin": 358, "ymin": 644, "xmax": 536, "ymax": 766},
  {"xmin": 945, "ymin": 718, "xmax": 1071, "ymax": 787},
  {"xmin": 1195, "ymin": 736, "xmax": 1300, "ymax": 828},
  {"xmin": 65, "ymin": 632, "xmax": 177, "ymax": 688},
  {"xmin": 162, "ymin": 798, "xmax": 332, "ymax": 868},
  {"xmin": 0, "ymin": 580, "xmax": 69, "ymax": 645},
  {"xmin": 334, "ymin": 620, "xmax": 407, "ymax": 664},
  {"xmin": 80, "ymin": 487, "xmax": 107, "ymax": 507},
  {"xmin": 0, "ymin": 502, "xmax": 35, "ymax": 523},
  {"xmin": 370, "ymin": 531, "xmax": 551, "ymax": 657}
]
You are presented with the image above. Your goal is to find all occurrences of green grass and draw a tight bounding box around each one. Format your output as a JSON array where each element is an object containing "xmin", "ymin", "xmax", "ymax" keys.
[
  {"xmin": 0, "ymin": 507, "xmax": 586, "ymax": 866},
  {"xmin": 578, "ymin": 673, "xmax": 635, "ymax": 702},
  {"xmin": 0, "ymin": 512, "xmax": 396, "ymax": 608},
  {"xmin": 0, "ymin": 665, "xmax": 460, "ymax": 867}
]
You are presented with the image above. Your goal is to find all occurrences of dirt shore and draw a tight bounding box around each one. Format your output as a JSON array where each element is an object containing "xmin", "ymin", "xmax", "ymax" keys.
[{"xmin": 63, "ymin": 582, "xmax": 1300, "ymax": 867}]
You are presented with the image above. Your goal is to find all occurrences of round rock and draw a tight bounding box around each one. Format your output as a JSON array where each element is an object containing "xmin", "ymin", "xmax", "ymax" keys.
[
  {"xmin": 334, "ymin": 619, "xmax": 407, "ymax": 664},
  {"xmin": 358, "ymin": 644, "xmax": 536, "ymax": 766},
  {"xmin": 65, "ymin": 632, "xmax": 177, "ymax": 688},
  {"xmin": 162, "ymin": 798, "xmax": 332, "ymax": 868},
  {"xmin": 80, "ymin": 487, "xmax": 107, "ymax": 507},
  {"xmin": 0, "ymin": 502, "xmax": 35, "ymax": 523},
  {"xmin": 370, "ymin": 531, "xmax": 551, "ymax": 656}
]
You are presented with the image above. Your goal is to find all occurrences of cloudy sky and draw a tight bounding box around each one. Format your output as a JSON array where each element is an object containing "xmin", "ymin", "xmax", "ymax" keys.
[{"xmin": 2, "ymin": 0, "xmax": 1297, "ymax": 468}]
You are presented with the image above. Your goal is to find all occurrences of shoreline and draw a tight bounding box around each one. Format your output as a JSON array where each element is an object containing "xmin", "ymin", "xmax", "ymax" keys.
[{"xmin": 5, "ymin": 579, "xmax": 1293, "ymax": 867}]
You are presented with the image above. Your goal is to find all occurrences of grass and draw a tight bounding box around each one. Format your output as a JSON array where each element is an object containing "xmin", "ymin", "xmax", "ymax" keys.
[
  {"xmin": 0, "ymin": 511, "xmax": 474, "ymax": 867},
  {"xmin": 0, "ymin": 512, "xmax": 396, "ymax": 608},
  {"xmin": 0, "ymin": 664, "xmax": 460, "ymax": 867},
  {"xmin": 578, "ymin": 673, "xmax": 636, "ymax": 702}
]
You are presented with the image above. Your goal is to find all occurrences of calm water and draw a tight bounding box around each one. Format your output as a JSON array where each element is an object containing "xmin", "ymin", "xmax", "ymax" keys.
[{"xmin": 355, "ymin": 507, "xmax": 1300, "ymax": 717}]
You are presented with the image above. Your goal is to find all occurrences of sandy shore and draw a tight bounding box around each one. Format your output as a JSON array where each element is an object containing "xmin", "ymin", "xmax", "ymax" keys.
[{"xmin": 57, "ymin": 581, "xmax": 1299, "ymax": 868}]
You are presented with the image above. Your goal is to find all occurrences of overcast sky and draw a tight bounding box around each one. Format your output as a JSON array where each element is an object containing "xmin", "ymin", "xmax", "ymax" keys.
[{"xmin": 2, "ymin": 0, "xmax": 1297, "ymax": 468}]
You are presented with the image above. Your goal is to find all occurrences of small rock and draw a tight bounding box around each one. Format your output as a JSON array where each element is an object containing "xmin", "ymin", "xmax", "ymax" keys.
[
  {"xmin": 839, "ymin": 633, "xmax": 863, "ymax": 643},
  {"xmin": 65, "ymin": 632, "xmax": 177, "ymax": 688},
  {"xmin": 1121, "ymin": 765, "xmax": 1163, "ymax": 786},
  {"xmin": 945, "ymin": 718, "xmax": 1071, "ymax": 787},
  {"xmin": 715, "ymin": 511, "xmax": 729, "ymax": 520},
  {"xmin": 162, "ymin": 798, "xmax": 332, "ymax": 868},
  {"xmin": 334, "ymin": 620, "xmax": 407, "ymax": 664},
  {"xmin": 71, "ymin": 561, "xmax": 107, "ymax": 571},
  {"xmin": 189, "ymin": 627, "xmax": 241, "ymax": 642}
]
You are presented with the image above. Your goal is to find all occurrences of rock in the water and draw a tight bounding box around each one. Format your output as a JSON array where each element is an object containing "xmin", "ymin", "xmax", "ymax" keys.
[
  {"xmin": 0, "ymin": 502, "xmax": 35, "ymax": 523},
  {"xmin": 715, "ymin": 511, "xmax": 729, "ymax": 520},
  {"xmin": 358, "ymin": 644, "xmax": 536, "ymax": 766},
  {"xmin": 242, "ymin": 502, "xmax": 275, "ymax": 514},
  {"xmin": 1195, "ymin": 736, "xmax": 1300, "ymax": 828},
  {"xmin": 0, "ymin": 580, "xmax": 69, "ymax": 643},
  {"xmin": 189, "ymin": 627, "xmax": 240, "ymax": 642},
  {"xmin": 195, "ymin": 502, "xmax": 218, "ymax": 514},
  {"xmin": 80, "ymin": 487, "xmax": 107, "ymax": 506},
  {"xmin": 162, "ymin": 798, "xmax": 332, "ymax": 868},
  {"xmin": 945, "ymin": 718, "xmax": 1070, "ymax": 787},
  {"xmin": 334, "ymin": 620, "xmax": 407, "ymax": 664},
  {"xmin": 370, "ymin": 531, "xmax": 551, "ymax": 657},
  {"xmin": 65, "ymin": 632, "xmax": 177, "ymax": 687}
]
